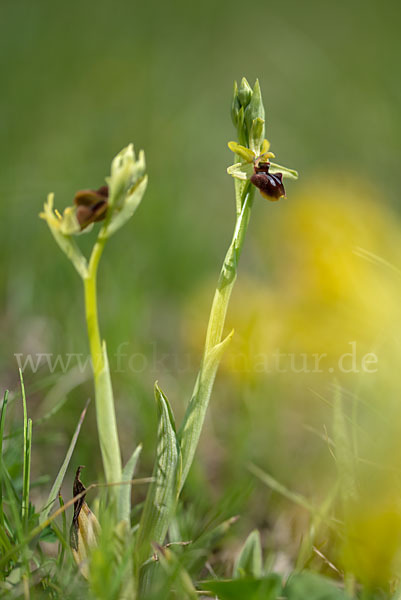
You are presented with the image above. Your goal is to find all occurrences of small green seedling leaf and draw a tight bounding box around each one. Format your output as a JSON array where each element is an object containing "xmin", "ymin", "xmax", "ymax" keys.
[
  {"xmin": 202, "ymin": 575, "xmax": 282, "ymax": 600},
  {"xmin": 284, "ymin": 571, "xmax": 350, "ymax": 599},
  {"xmin": 233, "ymin": 529, "xmax": 263, "ymax": 579}
]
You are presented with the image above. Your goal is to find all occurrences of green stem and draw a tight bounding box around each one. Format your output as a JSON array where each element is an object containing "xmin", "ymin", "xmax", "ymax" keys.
[
  {"xmin": 83, "ymin": 235, "xmax": 122, "ymax": 500},
  {"xmin": 179, "ymin": 181, "xmax": 254, "ymax": 486}
]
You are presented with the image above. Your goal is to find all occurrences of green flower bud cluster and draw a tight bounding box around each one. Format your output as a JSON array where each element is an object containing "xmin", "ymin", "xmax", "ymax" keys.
[
  {"xmin": 40, "ymin": 144, "xmax": 148, "ymax": 278},
  {"xmin": 231, "ymin": 78, "xmax": 265, "ymax": 154}
]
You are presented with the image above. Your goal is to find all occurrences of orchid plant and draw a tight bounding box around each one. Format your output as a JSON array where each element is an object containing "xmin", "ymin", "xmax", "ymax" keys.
[{"xmin": 40, "ymin": 77, "xmax": 298, "ymax": 596}]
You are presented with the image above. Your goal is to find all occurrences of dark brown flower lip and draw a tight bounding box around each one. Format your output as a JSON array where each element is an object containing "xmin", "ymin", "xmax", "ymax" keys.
[
  {"xmin": 250, "ymin": 162, "xmax": 285, "ymax": 201},
  {"xmin": 74, "ymin": 186, "xmax": 109, "ymax": 229},
  {"xmin": 74, "ymin": 185, "xmax": 109, "ymax": 207}
]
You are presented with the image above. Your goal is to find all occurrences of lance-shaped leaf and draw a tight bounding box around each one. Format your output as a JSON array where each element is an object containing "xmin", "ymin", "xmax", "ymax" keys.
[
  {"xmin": 233, "ymin": 529, "xmax": 263, "ymax": 579},
  {"xmin": 135, "ymin": 384, "xmax": 181, "ymax": 571},
  {"xmin": 178, "ymin": 330, "xmax": 234, "ymax": 488},
  {"xmin": 70, "ymin": 466, "xmax": 101, "ymax": 579}
]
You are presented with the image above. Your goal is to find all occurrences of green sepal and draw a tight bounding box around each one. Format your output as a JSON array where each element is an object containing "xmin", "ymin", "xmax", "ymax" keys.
[
  {"xmin": 227, "ymin": 162, "xmax": 254, "ymax": 181},
  {"xmin": 105, "ymin": 175, "xmax": 148, "ymax": 239},
  {"xmin": 40, "ymin": 194, "xmax": 88, "ymax": 278}
]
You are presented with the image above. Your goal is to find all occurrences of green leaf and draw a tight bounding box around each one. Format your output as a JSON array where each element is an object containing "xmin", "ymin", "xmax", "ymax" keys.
[
  {"xmin": 179, "ymin": 330, "xmax": 234, "ymax": 488},
  {"xmin": 269, "ymin": 162, "xmax": 299, "ymax": 180},
  {"xmin": 203, "ymin": 575, "xmax": 282, "ymax": 600},
  {"xmin": 284, "ymin": 572, "xmax": 350, "ymax": 599},
  {"xmin": 94, "ymin": 341, "xmax": 123, "ymax": 497},
  {"xmin": 136, "ymin": 384, "xmax": 181, "ymax": 569},
  {"xmin": 39, "ymin": 524, "xmax": 58, "ymax": 543},
  {"xmin": 233, "ymin": 529, "xmax": 263, "ymax": 579},
  {"xmin": 117, "ymin": 443, "xmax": 142, "ymax": 523}
]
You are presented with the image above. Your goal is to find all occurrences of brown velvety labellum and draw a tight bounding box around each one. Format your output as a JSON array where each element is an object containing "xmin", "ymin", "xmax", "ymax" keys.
[
  {"xmin": 250, "ymin": 164, "xmax": 285, "ymax": 201},
  {"xmin": 74, "ymin": 186, "xmax": 109, "ymax": 229},
  {"xmin": 74, "ymin": 186, "xmax": 109, "ymax": 207}
]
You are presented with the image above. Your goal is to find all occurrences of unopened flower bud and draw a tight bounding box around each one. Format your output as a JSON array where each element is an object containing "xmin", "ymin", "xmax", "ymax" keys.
[{"xmin": 237, "ymin": 77, "xmax": 253, "ymax": 109}]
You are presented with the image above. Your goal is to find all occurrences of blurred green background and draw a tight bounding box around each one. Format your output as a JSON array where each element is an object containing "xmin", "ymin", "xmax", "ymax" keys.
[{"xmin": 1, "ymin": 0, "xmax": 401, "ymax": 577}]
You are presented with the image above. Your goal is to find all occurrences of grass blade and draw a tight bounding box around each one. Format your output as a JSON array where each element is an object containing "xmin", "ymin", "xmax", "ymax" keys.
[
  {"xmin": 22, "ymin": 418, "xmax": 32, "ymax": 531},
  {"xmin": 249, "ymin": 463, "xmax": 316, "ymax": 514},
  {"xmin": 0, "ymin": 390, "xmax": 9, "ymax": 527},
  {"xmin": 118, "ymin": 443, "xmax": 142, "ymax": 523},
  {"xmin": 20, "ymin": 370, "xmax": 31, "ymax": 529},
  {"xmin": 333, "ymin": 386, "xmax": 357, "ymax": 503},
  {"xmin": 40, "ymin": 399, "xmax": 90, "ymax": 523}
]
